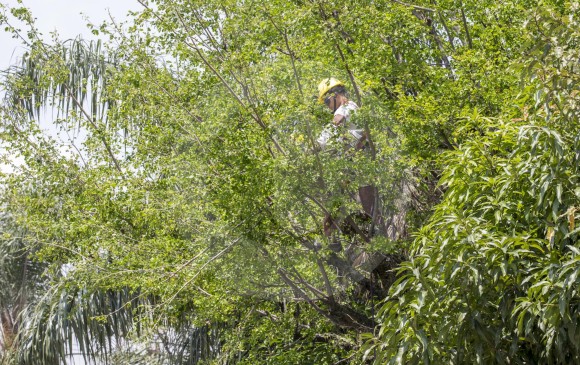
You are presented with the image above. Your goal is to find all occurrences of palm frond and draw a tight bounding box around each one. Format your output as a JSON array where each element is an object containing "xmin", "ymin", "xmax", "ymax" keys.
[
  {"xmin": 0, "ymin": 213, "xmax": 44, "ymax": 356},
  {"xmin": 14, "ymin": 285, "xmax": 146, "ymax": 365},
  {"xmin": 4, "ymin": 38, "xmax": 118, "ymax": 126}
]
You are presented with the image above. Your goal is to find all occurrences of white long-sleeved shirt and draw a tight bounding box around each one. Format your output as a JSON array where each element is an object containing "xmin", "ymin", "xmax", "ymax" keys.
[{"xmin": 317, "ymin": 101, "xmax": 363, "ymax": 149}]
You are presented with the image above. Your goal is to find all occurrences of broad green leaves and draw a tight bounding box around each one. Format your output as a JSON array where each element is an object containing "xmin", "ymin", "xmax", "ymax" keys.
[{"xmin": 371, "ymin": 3, "xmax": 580, "ymax": 363}]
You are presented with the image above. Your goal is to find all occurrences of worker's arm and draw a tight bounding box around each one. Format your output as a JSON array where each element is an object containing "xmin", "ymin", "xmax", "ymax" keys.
[{"xmin": 333, "ymin": 114, "xmax": 346, "ymax": 126}]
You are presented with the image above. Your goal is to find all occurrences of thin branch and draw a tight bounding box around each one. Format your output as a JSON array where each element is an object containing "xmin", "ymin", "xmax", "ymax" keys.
[
  {"xmin": 434, "ymin": 3, "xmax": 455, "ymax": 50},
  {"xmin": 303, "ymin": 193, "xmax": 343, "ymax": 234},
  {"xmin": 41, "ymin": 242, "xmax": 106, "ymax": 271},
  {"xmin": 459, "ymin": 0, "xmax": 473, "ymax": 49},
  {"xmin": 276, "ymin": 268, "xmax": 334, "ymax": 321},
  {"xmin": 163, "ymin": 237, "xmax": 242, "ymax": 306},
  {"xmin": 288, "ymin": 267, "xmax": 326, "ymax": 299},
  {"xmin": 334, "ymin": 42, "xmax": 361, "ymax": 106},
  {"xmin": 61, "ymin": 83, "xmax": 123, "ymax": 172},
  {"xmin": 391, "ymin": 0, "xmax": 436, "ymax": 12},
  {"xmin": 63, "ymin": 128, "xmax": 87, "ymax": 167},
  {"xmin": 169, "ymin": 247, "xmax": 210, "ymax": 277},
  {"xmin": 266, "ymin": 13, "xmax": 304, "ymax": 97},
  {"xmin": 191, "ymin": 7, "xmax": 227, "ymax": 61},
  {"xmin": 315, "ymin": 257, "xmax": 335, "ymax": 300},
  {"xmin": 411, "ymin": 9, "xmax": 454, "ymax": 78}
]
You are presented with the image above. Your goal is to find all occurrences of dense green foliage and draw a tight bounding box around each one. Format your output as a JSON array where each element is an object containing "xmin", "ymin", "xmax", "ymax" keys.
[
  {"xmin": 1, "ymin": 0, "xmax": 580, "ymax": 363},
  {"xmin": 370, "ymin": 5, "xmax": 580, "ymax": 363}
]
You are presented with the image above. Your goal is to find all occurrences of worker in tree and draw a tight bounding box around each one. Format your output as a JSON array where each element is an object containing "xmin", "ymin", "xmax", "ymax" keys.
[
  {"xmin": 317, "ymin": 78, "xmax": 376, "ymax": 238},
  {"xmin": 317, "ymin": 78, "xmax": 366, "ymax": 150}
]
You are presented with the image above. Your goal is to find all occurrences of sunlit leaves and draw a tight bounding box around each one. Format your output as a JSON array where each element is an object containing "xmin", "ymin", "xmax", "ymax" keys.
[
  {"xmin": 4, "ymin": 0, "xmax": 580, "ymax": 363},
  {"xmin": 372, "ymin": 3, "xmax": 580, "ymax": 363}
]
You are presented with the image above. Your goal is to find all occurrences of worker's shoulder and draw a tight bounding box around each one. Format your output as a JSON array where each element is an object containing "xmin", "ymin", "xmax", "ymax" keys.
[{"xmin": 334, "ymin": 101, "xmax": 359, "ymax": 117}]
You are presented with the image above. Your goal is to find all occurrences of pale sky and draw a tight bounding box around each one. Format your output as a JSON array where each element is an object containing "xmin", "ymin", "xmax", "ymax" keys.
[{"xmin": 1, "ymin": 0, "xmax": 139, "ymax": 70}]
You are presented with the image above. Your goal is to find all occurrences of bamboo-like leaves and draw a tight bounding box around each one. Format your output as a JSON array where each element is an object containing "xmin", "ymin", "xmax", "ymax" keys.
[{"xmin": 5, "ymin": 38, "xmax": 117, "ymax": 127}]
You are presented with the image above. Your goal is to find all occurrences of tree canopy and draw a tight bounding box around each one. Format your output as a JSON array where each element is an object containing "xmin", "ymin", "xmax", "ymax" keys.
[{"xmin": 1, "ymin": 0, "xmax": 580, "ymax": 364}]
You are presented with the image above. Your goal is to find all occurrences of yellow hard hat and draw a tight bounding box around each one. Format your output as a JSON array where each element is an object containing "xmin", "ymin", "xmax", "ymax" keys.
[{"xmin": 317, "ymin": 78, "xmax": 344, "ymax": 103}]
